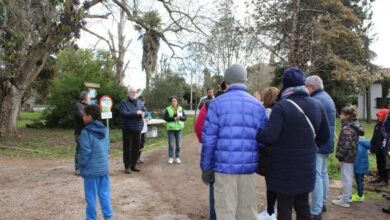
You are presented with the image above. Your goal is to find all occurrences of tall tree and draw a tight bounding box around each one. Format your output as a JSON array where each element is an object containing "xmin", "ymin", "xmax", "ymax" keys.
[{"xmin": 135, "ymin": 11, "xmax": 162, "ymax": 91}]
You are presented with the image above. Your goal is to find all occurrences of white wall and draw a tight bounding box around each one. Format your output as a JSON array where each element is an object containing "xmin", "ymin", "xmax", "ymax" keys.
[{"xmin": 358, "ymin": 83, "xmax": 382, "ymax": 120}]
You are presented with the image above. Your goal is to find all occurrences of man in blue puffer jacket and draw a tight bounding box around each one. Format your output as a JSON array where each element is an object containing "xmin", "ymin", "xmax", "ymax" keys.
[
  {"xmin": 201, "ymin": 64, "xmax": 268, "ymax": 220},
  {"xmin": 78, "ymin": 105, "xmax": 113, "ymax": 220},
  {"xmin": 305, "ymin": 75, "xmax": 336, "ymax": 219},
  {"xmin": 259, "ymin": 67, "xmax": 330, "ymax": 220}
]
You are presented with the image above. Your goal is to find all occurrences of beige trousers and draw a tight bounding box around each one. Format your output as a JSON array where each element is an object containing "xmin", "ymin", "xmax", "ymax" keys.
[{"xmin": 214, "ymin": 173, "xmax": 257, "ymax": 220}]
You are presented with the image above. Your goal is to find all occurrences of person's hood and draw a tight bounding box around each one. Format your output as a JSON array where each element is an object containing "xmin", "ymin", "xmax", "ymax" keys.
[
  {"xmin": 376, "ymin": 108, "xmax": 388, "ymax": 123},
  {"xmin": 85, "ymin": 120, "xmax": 106, "ymax": 139}
]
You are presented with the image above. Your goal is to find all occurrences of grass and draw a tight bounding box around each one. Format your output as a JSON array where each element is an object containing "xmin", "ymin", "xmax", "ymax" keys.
[{"xmin": 0, "ymin": 112, "xmax": 195, "ymax": 159}]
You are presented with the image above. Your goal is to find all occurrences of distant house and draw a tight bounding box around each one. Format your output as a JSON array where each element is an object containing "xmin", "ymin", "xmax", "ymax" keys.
[{"xmin": 358, "ymin": 68, "xmax": 390, "ymax": 120}]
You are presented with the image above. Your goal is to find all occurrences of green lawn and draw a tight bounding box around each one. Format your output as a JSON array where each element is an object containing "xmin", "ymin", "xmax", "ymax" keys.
[{"xmin": 0, "ymin": 112, "xmax": 195, "ymax": 159}]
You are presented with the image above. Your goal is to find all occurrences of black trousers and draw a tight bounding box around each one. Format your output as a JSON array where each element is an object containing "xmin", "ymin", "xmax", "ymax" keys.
[
  {"xmin": 276, "ymin": 193, "xmax": 311, "ymax": 220},
  {"xmin": 123, "ymin": 131, "xmax": 141, "ymax": 169},
  {"xmin": 376, "ymin": 149, "xmax": 388, "ymax": 183},
  {"xmin": 267, "ymin": 190, "xmax": 277, "ymax": 215}
]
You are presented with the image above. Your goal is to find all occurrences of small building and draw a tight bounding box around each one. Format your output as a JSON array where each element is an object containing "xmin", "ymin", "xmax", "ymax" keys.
[{"xmin": 357, "ymin": 83, "xmax": 382, "ymax": 120}]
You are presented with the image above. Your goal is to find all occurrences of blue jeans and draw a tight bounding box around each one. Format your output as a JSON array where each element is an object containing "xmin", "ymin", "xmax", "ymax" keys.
[
  {"xmin": 83, "ymin": 175, "xmax": 113, "ymax": 220},
  {"xmin": 209, "ymin": 182, "xmax": 217, "ymax": 220},
  {"xmin": 355, "ymin": 173, "xmax": 365, "ymax": 197},
  {"xmin": 168, "ymin": 130, "xmax": 182, "ymax": 158},
  {"xmin": 310, "ymin": 153, "xmax": 329, "ymax": 215}
]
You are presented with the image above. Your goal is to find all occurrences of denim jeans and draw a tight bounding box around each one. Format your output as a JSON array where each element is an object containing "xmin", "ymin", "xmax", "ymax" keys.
[
  {"xmin": 355, "ymin": 173, "xmax": 365, "ymax": 197},
  {"xmin": 168, "ymin": 130, "xmax": 182, "ymax": 158},
  {"xmin": 83, "ymin": 175, "xmax": 113, "ymax": 220},
  {"xmin": 310, "ymin": 153, "xmax": 329, "ymax": 215},
  {"xmin": 209, "ymin": 182, "xmax": 217, "ymax": 220}
]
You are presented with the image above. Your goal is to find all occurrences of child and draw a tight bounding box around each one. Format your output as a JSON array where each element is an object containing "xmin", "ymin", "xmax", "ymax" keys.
[
  {"xmin": 370, "ymin": 109, "xmax": 388, "ymax": 184},
  {"xmin": 78, "ymin": 105, "xmax": 113, "ymax": 220},
  {"xmin": 332, "ymin": 106, "xmax": 363, "ymax": 208},
  {"xmin": 352, "ymin": 136, "xmax": 371, "ymax": 202},
  {"xmin": 138, "ymin": 96, "xmax": 151, "ymax": 164}
]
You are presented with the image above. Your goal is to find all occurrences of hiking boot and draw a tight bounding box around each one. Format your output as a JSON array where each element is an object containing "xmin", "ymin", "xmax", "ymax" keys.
[
  {"xmin": 332, "ymin": 199, "xmax": 350, "ymax": 208},
  {"xmin": 168, "ymin": 158, "xmax": 174, "ymax": 164},
  {"xmin": 125, "ymin": 168, "xmax": 132, "ymax": 174},
  {"xmin": 322, "ymin": 205, "xmax": 327, "ymax": 213},
  {"xmin": 175, "ymin": 158, "xmax": 182, "ymax": 164},
  {"xmin": 383, "ymin": 206, "xmax": 390, "ymax": 214},
  {"xmin": 352, "ymin": 194, "xmax": 365, "ymax": 202},
  {"xmin": 311, "ymin": 214, "xmax": 322, "ymax": 220}
]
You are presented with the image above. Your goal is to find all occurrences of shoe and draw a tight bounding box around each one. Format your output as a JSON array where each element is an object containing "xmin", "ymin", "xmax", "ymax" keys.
[
  {"xmin": 383, "ymin": 206, "xmax": 390, "ymax": 214},
  {"xmin": 131, "ymin": 167, "xmax": 140, "ymax": 172},
  {"xmin": 168, "ymin": 158, "xmax": 174, "ymax": 164},
  {"xmin": 322, "ymin": 205, "xmax": 327, "ymax": 213},
  {"xmin": 332, "ymin": 199, "xmax": 350, "ymax": 208},
  {"xmin": 311, "ymin": 214, "xmax": 322, "ymax": 220},
  {"xmin": 352, "ymin": 194, "xmax": 365, "ymax": 202},
  {"xmin": 256, "ymin": 210, "xmax": 276, "ymax": 220},
  {"xmin": 337, "ymin": 195, "xmax": 352, "ymax": 203},
  {"xmin": 74, "ymin": 169, "xmax": 80, "ymax": 176},
  {"xmin": 175, "ymin": 158, "xmax": 182, "ymax": 164},
  {"xmin": 125, "ymin": 168, "xmax": 132, "ymax": 174}
]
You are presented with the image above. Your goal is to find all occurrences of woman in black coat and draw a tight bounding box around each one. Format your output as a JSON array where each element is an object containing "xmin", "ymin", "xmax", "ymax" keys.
[{"xmin": 258, "ymin": 67, "xmax": 330, "ymax": 220}]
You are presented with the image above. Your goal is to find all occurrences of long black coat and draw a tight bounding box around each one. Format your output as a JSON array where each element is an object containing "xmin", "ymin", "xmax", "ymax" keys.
[{"xmin": 258, "ymin": 92, "xmax": 330, "ymax": 196}]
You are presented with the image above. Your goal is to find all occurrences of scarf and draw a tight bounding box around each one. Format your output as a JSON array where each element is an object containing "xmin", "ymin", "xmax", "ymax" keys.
[{"xmin": 280, "ymin": 85, "xmax": 309, "ymax": 100}]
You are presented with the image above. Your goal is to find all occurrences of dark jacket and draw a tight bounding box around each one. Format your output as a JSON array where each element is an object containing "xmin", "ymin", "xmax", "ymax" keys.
[
  {"xmin": 311, "ymin": 89, "xmax": 336, "ymax": 154},
  {"xmin": 370, "ymin": 122, "xmax": 385, "ymax": 154},
  {"xmin": 74, "ymin": 102, "xmax": 88, "ymax": 135},
  {"xmin": 120, "ymin": 97, "xmax": 145, "ymax": 132},
  {"xmin": 201, "ymin": 85, "xmax": 268, "ymax": 174},
  {"xmin": 336, "ymin": 120, "xmax": 362, "ymax": 163},
  {"xmin": 258, "ymin": 92, "xmax": 330, "ymax": 196},
  {"xmin": 78, "ymin": 120, "xmax": 110, "ymax": 177}
]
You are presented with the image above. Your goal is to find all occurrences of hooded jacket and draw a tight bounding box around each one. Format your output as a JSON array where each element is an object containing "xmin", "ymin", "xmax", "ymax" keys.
[
  {"xmin": 354, "ymin": 137, "xmax": 371, "ymax": 174},
  {"xmin": 78, "ymin": 120, "xmax": 110, "ymax": 177}
]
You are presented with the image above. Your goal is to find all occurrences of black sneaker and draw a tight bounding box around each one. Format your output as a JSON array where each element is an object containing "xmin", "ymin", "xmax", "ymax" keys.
[
  {"xmin": 311, "ymin": 214, "xmax": 322, "ymax": 220},
  {"xmin": 322, "ymin": 205, "xmax": 327, "ymax": 213},
  {"xmin": 131, "ymin": 167, "xmax": 141, "ymax": 172},
  {"xmin": 125, "ymin": 168, "xmax": 132, "ymax": 174},
  {"xmin": 383, "ymin": 206, "xmax": 390, "ymax": 214}
]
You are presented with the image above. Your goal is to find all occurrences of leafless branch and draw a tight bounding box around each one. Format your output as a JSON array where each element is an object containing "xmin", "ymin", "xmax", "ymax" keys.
[{"xmin": 85, "ymin": 13, "xmax": 111, "ymax": 19}]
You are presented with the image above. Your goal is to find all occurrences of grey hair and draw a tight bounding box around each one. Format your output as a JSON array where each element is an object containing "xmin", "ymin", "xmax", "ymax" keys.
[
  {"xmin": 305, "ymin": 75, "xmax": 324, "ymax": 90},
  {"xmin": 128, "ymin": 86, "xmax": 137, "ymax": 92}
]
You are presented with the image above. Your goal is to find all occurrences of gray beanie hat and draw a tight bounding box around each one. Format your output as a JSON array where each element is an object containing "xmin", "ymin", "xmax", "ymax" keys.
[
  {"xmin": 224, "ymin": 64, "xmax": 247, "ymax": 84},
  {"xmin": 80, "ymin": 91, "xmax": 89, "ymax": 100}
]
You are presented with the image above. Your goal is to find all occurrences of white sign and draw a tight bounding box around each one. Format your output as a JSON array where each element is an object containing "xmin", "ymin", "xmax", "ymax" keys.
[{"xmin": 101, "ymin": 112, "xmax": 113, "ymax": 119}]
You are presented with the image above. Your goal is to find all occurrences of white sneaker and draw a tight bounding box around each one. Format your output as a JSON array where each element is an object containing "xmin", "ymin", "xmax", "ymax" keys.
[
  {"xmin": 337, "ymin": 195, "xmax": 352, "ymax": 203},
  {"xmin": 168, "ymin": 158, "xmax": 174, "ymax": 164},
  {"xmin": 175, "ymin": 158, "xmax": 182, "ymax": 164},
  {"xmin": 257, "ymin": 210, "xmax": 277, "ymax": 220},
  {"xmin": 332, "ymin": 199, "xmax": 350, "ymax": 208}
]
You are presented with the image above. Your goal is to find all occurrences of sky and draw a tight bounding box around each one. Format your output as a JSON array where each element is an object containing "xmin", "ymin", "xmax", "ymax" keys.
[{"xmin": 78, "ymin": 0, "xmax": 390, "ymax": 88}]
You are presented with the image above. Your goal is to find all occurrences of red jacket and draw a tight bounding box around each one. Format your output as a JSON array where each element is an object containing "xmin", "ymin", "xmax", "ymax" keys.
[{"xmin": 194, "ymin": 105, "xmax": 207, "ymax": 143}]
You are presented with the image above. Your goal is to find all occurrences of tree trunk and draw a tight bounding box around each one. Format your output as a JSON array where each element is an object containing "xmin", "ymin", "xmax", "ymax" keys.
[
  {"xmin": 288, "ymin": 0, "xmax": 300, "ymax": 66},
  {"xmin": 366, "ymin": 86, "xmax": 371, "ymax": 124},
  {"xmin": 0, "ymin": 81, "xmax": 24, "ymax": 136},
  {"xmin": 115, "ymin": 2, "xmax": 126, "ymax": 86}
]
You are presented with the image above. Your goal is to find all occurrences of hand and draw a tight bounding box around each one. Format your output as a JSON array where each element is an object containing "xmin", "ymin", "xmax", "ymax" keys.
[
  {"xmin": 175, "ymin": 116, "xmax": 180, "ymax": 121},
  {"xmin": 137, "ymin": 110, "xmax": 142, "ymax": 115},
  {"xmin": 254, "ymin": 91, "xmax": 261, "ymax": 102},
  {"xmin": 141, "ymin": 112, "xmax": 145, "ymax": 118},
  {"xmin": 202, "ymin": 170, "xmax": 215, "ymax": 185}
]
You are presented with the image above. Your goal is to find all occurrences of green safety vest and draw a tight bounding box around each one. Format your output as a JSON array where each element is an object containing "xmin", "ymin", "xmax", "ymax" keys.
[{"xmin": 166, "ymin": 106, "xmax": 185, "ymax": 131}]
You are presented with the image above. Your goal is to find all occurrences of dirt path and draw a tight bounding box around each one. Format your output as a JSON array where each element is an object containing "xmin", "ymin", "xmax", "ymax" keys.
[{"xmin": 0, "ymin": 134, "xmax": 388, "ymax": 220}]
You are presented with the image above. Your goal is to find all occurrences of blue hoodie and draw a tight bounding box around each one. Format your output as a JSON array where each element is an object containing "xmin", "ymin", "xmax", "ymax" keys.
[
  {"xmin": 354, "ymin": 137, "xmax": 371, "ymax": 174},
  {"xmin": 78, "ymin": 120, "xmax": 110, "ymax": 177}
]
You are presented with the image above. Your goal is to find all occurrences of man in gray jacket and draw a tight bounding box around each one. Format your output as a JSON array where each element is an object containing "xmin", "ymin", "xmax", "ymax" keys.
[{"xmin": 74, "ymin": 91, "xmax": 90, "ymax": 176}]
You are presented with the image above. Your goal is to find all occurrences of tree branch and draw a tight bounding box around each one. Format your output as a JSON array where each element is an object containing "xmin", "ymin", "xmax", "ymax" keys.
[{"xmin": 85, "ymin": 13, "xmax": 111, "ymax": 19}]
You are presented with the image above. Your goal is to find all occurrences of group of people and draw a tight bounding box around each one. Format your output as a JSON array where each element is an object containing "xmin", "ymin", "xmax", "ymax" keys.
[
  {"xmin": 196, "ymin": 64, "xmax": 390, "ymax": 220},
  {"xmin": 73, "ymin": 86, "xmax": 187, "ymax": 219},
  {"xmin": 71, "ymin": 63, "xmax": 390, "ymax": 220}
]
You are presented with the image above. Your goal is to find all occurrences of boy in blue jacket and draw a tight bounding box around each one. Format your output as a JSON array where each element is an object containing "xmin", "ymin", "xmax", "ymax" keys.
[
  {"xmin": 78, "ymin": 105, "xmax": 113, "ymax": 220},
  {"xmin": 353, "ymin": 137, "xmax": 371, "ymax": 202}
]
